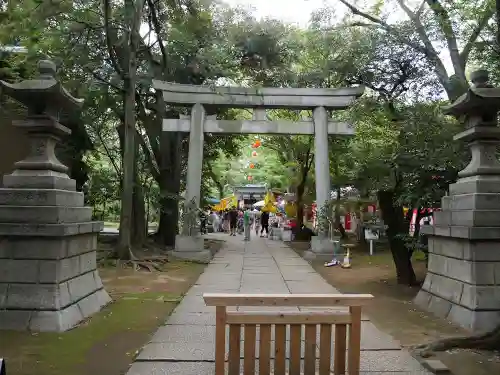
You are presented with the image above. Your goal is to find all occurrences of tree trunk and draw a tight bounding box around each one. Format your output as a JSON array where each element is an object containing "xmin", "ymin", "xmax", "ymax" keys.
[
  {"xmin": 116, "ymin": 0, "xmax": 145, "ymax": 260},
  {"xmin": 117, "ymin": 89, "xmax": 135, "ymax": 258},
  {"xmin": 377, "ymin": 190, "xmax": 417, "ymax": 286},
  {"xmin": 156, "ymin": 131, "xmax": 182, "ymax": 247},
  {"xmin": 131, "ymin": 177, "xmax": 147, "ymax": 246},
  {"xmin": 157, "ymin": 176, "xmax": 180, "ymax": 247},
  {"xmin": 216, "ymin": 182, "xmax": 224, "ymax": 200},
  {"xmin": 295, "ymin": 155, "xmax": 312, "ymax": 229},
  {"xmin": 295, "ymin": 176, "xmax": 306, "ymax": 228},
  {"xmin": 116, "ymin": 120, "xmax": 133, "ymax": 259}
]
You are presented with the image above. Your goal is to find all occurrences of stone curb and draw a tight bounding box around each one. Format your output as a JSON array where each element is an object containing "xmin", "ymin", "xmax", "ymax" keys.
[{"xmin": 411, "ymin": 353, "xmax": 452, "ymax": 374}]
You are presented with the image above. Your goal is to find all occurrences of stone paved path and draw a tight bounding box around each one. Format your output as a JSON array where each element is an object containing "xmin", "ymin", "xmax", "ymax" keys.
[{"xmin": 127, "ymin": 234, "xmax": 431, "ymax": 375}]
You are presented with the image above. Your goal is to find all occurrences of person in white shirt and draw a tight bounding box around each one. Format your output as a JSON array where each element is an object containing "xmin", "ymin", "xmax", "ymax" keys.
[
  {"xmin": 253, "ymin": 208, "xmax": 261, "ymax": 235},
  {"xmin": 211, "ymin": 211, "xmax": 220, "ymax": 232}
]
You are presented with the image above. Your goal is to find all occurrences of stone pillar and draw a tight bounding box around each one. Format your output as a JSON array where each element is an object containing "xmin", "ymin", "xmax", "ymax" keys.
[
  {"xmin": 306, "ymin": 106, "xmax": 332, "ymax": 259},
  {"xmin": 172, "ymin": 103, "xmax": 211, "ymax": 263},
  {"xmin": 0, "ymin": 60, "xmax": 110, "ymax": 331},
  {"xmin": 415, "ymin": 70, "xmax": 500, "ymax": 333},
  {"xmin": 185, "ymin": 103, "xmax": 205, "ymax": 213}
]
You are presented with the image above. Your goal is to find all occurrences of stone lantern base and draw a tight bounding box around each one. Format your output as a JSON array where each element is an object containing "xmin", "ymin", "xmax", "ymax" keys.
[
  {"xmin": 415, "ymin": 174, "xmax": 500, "ymax": 333},
  {"xmin": 0, "ymin": 183, "xmax": 111, "ymax": 331}
]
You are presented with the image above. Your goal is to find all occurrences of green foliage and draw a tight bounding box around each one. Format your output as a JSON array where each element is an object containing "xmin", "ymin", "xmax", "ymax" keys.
[{"xmin": 0, "ymin": 0, "xmax": 486, "ymax": 264}]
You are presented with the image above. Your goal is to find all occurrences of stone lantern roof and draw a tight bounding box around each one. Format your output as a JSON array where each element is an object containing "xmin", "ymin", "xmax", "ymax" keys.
[
  {"xmin": 444, "ymin": 69, "xmax": 500, "ymax": 121},
  {"xmin": 0, "ymin": 60, "xmax": 83, "ymax": 119}
]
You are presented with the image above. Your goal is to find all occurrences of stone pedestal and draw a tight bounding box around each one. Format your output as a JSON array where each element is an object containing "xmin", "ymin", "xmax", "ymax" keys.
[
  {"xmin": 415, "ymin": 174, "xmax": 500, "ymax": 332},
  {"xmin": 269, "ymin": 227, "xmax": 283, "ymax": 241},
  {"xmin": 282, "ymin": 229, "xmax": 292, "ymax": 242},
  {"xmin": 170, "ymin": 235, "xmax": 211, "ymax": 263},
  {"xmin": 303, "ymin": 237, "xmax": 336, "ymax": 260}
]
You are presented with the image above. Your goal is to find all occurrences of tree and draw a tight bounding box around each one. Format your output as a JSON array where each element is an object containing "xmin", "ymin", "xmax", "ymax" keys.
[
  {"xmin": 264, "ymin": 132, "xmax": 315, "ymax": 227},
  {"xmin": 102, "ymin": 0, "xmax": 146, "ymax": 258},
  {"xmin": 338, "ymin": 0, "xmax": 494, "ymax": 100}
]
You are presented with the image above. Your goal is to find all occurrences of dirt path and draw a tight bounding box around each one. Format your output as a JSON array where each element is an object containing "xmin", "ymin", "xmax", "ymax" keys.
[{"xmin": 290, "ymin": 241, "xmax": 500, "ymax": 375}]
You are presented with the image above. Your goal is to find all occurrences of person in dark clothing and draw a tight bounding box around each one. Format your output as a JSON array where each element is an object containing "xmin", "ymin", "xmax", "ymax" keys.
[
  {"xmin": 228, "ymin": 207, "xmax": 238, "ymax": 236},
  {"xmin": 199, "ymin": 210, "xmax": 207, "ymax": 234},
  {"xmin": 260, "ymin": 211, "xmax": 270, "ymax": 237}
]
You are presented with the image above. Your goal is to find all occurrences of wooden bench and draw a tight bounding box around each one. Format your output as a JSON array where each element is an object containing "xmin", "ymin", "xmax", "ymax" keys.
[{"xmin": 203, "ymin": 293, "xmax": 373, "ymax": 375}]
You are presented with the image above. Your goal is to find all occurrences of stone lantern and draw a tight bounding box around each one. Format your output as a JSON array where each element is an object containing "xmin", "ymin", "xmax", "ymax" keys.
[
  {"xmin": 415, "ymin": 70, "xmax": 500, "ymax": 332},
  {"xmin": 0, "ymin": 60, "xmax": 110, "ymax": 332}
]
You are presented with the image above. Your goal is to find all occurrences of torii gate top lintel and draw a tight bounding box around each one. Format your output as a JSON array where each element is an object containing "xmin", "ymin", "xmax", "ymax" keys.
[{"xmin": 152, "ymin": 80, "xmax": 365, "ymax": 110}]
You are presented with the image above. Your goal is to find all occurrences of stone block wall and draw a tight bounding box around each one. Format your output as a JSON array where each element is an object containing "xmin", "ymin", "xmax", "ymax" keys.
[
  {"xmin": 416, "ymin": 228, "xmax": 500, "ymax": 332},
  {"xmin": 0, "ymin": 187, "xmax": 110, "ymax": 332}
]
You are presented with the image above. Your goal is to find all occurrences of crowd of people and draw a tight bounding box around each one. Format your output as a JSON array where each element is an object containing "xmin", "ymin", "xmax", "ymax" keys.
[{"xmin": 204, "ymin": 206, "xmax": 272, "ymax": 240}]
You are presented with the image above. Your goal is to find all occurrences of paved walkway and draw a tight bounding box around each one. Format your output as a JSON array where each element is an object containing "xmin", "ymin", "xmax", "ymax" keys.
[{"xmin": 127, "ymin": 234, "xmax": 430, "ymax": 375}]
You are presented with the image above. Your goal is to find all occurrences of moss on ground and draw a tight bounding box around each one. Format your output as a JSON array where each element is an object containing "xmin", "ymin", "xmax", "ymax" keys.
[{"xmin": 0, "ymin": 292, "xmax": 177, "ymax": 375}]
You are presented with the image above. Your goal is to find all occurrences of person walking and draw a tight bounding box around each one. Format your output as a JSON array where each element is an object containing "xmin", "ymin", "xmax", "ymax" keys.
[
  {"xmin": 243, "ymin": 208, "xmax": 251, "ymax": 241},
  {"xmin": 222, "ymin": 210, "xmax": 230, "ymax": 233},
  {"xmin": 253, "ymin": 208, "xmax": 261, "ymax": 235},
  {"xmin": 260, "ymin": 210, "xmax": 270, "ymax": 237},
  {"xmin": 228, "ymin": 207, "xmax": 238, "ymax": 236},
  {"xmin": 211, "ymin": 211, "xmax": 220, "ymax": 233},
  {"xmin": 237, "ymin": 209, "xmax": 244, "ymax": 235},
  {"xmin": 199, "ymin": 209, "xmax": 207, "ymax": 234}
]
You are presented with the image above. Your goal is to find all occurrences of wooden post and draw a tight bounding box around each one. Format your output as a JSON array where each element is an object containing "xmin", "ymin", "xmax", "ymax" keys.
[{"xmin": 215, "ymin": 306, "xmax": 226, "ymax": 375}]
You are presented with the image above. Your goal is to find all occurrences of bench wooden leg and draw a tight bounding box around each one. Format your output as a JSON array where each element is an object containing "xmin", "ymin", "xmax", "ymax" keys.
[
  {"xmin": 319, "ymin": 324, "xmax": 332, "ymax": 375},
  {"xmin": 229, "ymin": 324, "xmax": 241, "ymax": 375},
  {"xmin": 259, "ymin": 324, "xmax": 272, "ymax": 375},
  {"xmin": 334, "ymin": 324, "xmax": 346, "ymax": 375},
  {"xmin": 216, "ymin": 306, "xmax": 226, "ymax": 375},
  {"xmin": 348, "ymin": 306, "xmax": 361, "ymax": 375},
  {"xmin": 243, "ymin": 325, "xmax": 256, "ymax": 375},
  {"xmin": 289, "ymin": 325, "xmax": 301, "ymax": 375}
]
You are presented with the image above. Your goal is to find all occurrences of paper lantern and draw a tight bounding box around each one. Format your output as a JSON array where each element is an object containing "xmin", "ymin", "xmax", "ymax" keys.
[
  {"xmin": 249, "ymin": 163, "xmax": 255, "ymax": 169},
  {"xmin": 252, "ymin": 151, "xmax": 258, "ymax": 157},
  {"xmin": 247, "ymin": 175, "xmax": 253, "ymax": 181}
]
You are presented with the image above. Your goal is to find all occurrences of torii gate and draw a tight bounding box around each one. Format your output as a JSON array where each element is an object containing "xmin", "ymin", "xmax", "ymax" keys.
[{"xmin": 152, "ymin": 81, "xmax": 364, "ymax": 261}]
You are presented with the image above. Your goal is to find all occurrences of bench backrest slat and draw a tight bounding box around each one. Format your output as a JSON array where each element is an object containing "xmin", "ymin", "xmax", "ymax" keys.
[
  {"xmin": 204, "ymin": 293, "xmax": 373, "ymax": 375},
  {"xmin": 204, "ymin": 293, "xmax": 373, "ymax": 307}
]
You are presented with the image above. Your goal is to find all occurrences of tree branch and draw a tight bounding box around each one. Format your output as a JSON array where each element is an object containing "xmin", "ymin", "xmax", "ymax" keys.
[
  {"xmin": 136, "ymin": 127, "xmax": 160, "ymax": 181},
  {"xmin": 424, "ymin": 0, "xmax": 464, "ymax": 80},
  {"xmin": 85, "ymin": 67, "xmax": 124, "ymax": 93},
  {"xmin": 415, "ymin": 0, "xmax": 427, "ymax": 18},
  {"xmin": 393, "ymin": 0, "xmax": 452, "ymax": 94},
  {"xmin": 338, "ymin": 0, "xmax": 428, "ymax": 54},
  {"xmin": 460, "ymin": 7, "xmax": 495, "ymax": 66},
  {"xmin": 339, "ymin": 0, "xmax": 451, "ymax": 95},
  {"xmin": 146, "ymin": 0, "xmax": 168, "ymax": 69},
  {"xmin": 103, "ymin": 0, "xmax": 124, "ymax": 78}
]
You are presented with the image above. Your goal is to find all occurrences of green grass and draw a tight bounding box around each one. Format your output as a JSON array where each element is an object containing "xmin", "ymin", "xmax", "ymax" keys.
[
  {"xmin": 348, "ymin": 247, "xmax": 427, "ymax": 267},
  {"xmin": 1, "ymin": 292, "xmax": 181, "ymax": 375},
  {"xmin": 103, "ymin": 221, "xmax": 120, "ymax": 228},
  {"xmin": 103, "ymin": 222, "xmax": 158, "ymax": 229}
]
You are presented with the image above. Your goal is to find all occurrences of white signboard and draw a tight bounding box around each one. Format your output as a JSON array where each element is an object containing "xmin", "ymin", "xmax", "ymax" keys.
[
  {"xmin": 364, "ymin": 228, "xmax": 380, "ymax": 256},
  {"xmin": 364, "ymin": 228, "xmax": 380, "ymax": 240}
]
